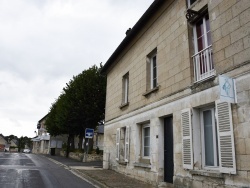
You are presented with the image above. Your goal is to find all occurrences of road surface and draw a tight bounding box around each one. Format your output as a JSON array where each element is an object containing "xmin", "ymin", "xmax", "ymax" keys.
[{"xmin": 0, "ymin": 152, "xmax": 95, "ymax": 188}]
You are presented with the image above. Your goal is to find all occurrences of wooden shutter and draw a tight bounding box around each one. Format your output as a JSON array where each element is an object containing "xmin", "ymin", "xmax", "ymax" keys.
[
  {"xmin": 181, "ymin": 109, "xmax": 193, "ymax": 169},
  {"xmin": 124, "ymin": 126, "xmax": 130, "ymax": 162},
  {"xmin": 216, "ymin": 101, "xmax": 236, "ymax": 174},
  {"xmin": 116, "ymin": 128, "xmax": 120, "ymax": 161}
]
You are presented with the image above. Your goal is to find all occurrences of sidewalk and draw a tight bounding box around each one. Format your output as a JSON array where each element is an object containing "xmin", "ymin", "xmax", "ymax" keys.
[{"xmin": 45, "ymin": 154, "xmax": 156, "ymax": 188}]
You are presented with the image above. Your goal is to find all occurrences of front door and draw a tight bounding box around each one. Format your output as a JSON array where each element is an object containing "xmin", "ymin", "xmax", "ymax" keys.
[{"xmin": 164, "ymin": 116, "xmax": 173, "ymax": 183}]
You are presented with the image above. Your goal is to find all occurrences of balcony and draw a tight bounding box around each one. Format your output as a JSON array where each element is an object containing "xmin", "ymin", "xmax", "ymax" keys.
[{"xmin": 192, "ymin": 45, "xmax": 215, "ymax": 82}]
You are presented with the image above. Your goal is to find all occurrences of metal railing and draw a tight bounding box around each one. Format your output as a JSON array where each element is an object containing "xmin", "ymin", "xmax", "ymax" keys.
[{"xmin": 192, "ymin": 45, "xmax": 215, "ymax": 82}]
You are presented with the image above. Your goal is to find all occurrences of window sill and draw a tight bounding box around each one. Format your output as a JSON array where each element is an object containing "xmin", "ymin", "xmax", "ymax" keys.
[
  {"xmin": 119, "ymin": 102, "xmax": 129, "ymax": 109},
  {"xmin": 190, "ymin": 170, "xmax": 224, "ymax": 179},
  {"xmin": 142, "ymin": 86, "xmax": 159, "ymax": 97},
  {"xmin": 133, "ymin": 162, "xmax": 151, "ymax": 169}
]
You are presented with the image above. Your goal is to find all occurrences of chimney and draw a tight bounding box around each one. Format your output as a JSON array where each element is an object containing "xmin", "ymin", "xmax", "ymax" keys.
[{"xmin": 125, "ymin": 28, "xmax": 131, "ymax": 35}]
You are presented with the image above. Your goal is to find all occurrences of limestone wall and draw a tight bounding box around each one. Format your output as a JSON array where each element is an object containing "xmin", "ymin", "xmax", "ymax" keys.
[{"xmin": 103, "ymin": 0, "xmax": 250, "ymax": 187}]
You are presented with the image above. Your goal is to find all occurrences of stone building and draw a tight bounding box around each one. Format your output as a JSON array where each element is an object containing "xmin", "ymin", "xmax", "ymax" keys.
[
  {"xmin": 0, "ymin": 134, "xmax": 7, "ymax": 152},
  {"xmin": 32, "ymin": 114, "xmax": 50, "ymax": 154},
  {"xmin": 101, "ymin": 0, "xmax": 250, "ymax": 187}
]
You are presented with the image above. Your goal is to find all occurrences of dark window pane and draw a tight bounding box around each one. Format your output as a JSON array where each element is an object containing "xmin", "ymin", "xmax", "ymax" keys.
[
  {"xmin": 144, "ymin": 147, "xmax": 150, "ymax": 156},
  {"xmin": 197, "ymin": 37, "xmax": 205, "ymax": 52},
  {"xmin": 153, "ymin": 78, "xmax": 157, "ymax": 88},
  {"xmin": 196, "ymin": 20, "xmax": 204, "ymax": 38},
  {"xmin": 203, "ymin": 110, "xmax": 214, "ymax": 166},
  {"xmin": 144, "ymin": 127, "xmax": 150, "ymax": 137},
  {"xmin": 144, "ymin": 137, "xmax": 150, "ymax": 146},
  {"xmin": 190, "ymin": 0, "xmax": 196, "ymax": 5}
]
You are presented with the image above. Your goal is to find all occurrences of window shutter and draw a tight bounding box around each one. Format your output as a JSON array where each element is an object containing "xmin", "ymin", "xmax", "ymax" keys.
[
  {"xmin": 116, "ymin": 128, "xmax": 120, "ymax": 161},
  {"xmin": 125, "ymin": 126, "xmax": 130, "ymax": 162},
  {"xmin": 216, "ymin": 101, "xmax": 236, "ymax": 174},
  {"xmin": 181, "ymin": 109, "xmax": 193, "ymax": 169}
]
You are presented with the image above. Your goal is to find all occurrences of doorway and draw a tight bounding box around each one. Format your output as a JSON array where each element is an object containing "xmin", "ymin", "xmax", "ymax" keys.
[{"xmin": 164, "ymin": 116, "xmax": 173, "ymax": 183}]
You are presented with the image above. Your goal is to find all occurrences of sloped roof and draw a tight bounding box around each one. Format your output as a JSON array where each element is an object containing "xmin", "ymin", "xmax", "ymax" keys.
[
  {"xmin": 101, "ymin": 0, "xmax": 164, "ymax": 74},
  {"xmin": 38, "ymin": 114, "xmax": 49, "ymax": 123},
  {"xmin": 0, "ymin": 134, "xmax": 6, "ymax": 140}
]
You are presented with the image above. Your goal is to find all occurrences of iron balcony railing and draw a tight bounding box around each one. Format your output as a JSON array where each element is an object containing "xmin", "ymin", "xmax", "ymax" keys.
[{"xmin": 192, "ymin": 45, "xmax": 215, "ymax": 82}]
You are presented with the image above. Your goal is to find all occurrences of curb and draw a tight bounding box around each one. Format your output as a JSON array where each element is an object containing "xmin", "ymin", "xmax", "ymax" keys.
[
  {"xmin": 46, "ymin": 156, "xmax": 107, "ymax": 188},
  {"xmin": 72, "ymin": 169, "xmax": 109, "ymax": 188}
]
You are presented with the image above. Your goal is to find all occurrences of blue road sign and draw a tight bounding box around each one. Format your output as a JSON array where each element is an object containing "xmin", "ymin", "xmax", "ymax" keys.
[{"xmin": 85, "ymin": 128, "xmax": 94, "ymax": 138}]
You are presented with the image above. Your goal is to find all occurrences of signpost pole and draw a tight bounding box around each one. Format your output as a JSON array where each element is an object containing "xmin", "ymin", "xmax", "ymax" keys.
[
  {"xmin": 84, "ymin": 128, "xmax": 94, "ymax": 162},
  {"xmin": 86, "ymin": 138, "xmax": 89, "ymax": 162}
]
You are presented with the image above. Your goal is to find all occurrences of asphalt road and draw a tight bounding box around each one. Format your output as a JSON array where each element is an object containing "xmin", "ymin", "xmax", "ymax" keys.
[{"xmin": 0, "ymin": 152, "xmax": 95, "ymax": 188}]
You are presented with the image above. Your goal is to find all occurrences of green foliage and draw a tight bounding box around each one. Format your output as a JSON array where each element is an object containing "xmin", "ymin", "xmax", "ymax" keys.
[
  {"xmin": 18, "ymin": 136, "xmax": 31, "ymax": 151},
  {"xmin": 9, "ymin": 146, "xmax": 18, "ymax": 149},
  {"xmin": 73, "ymin": 149, "xmax": 85, "ymax": 153},
  {"xmin": 96, "ymin": 147, "xmax": 100, "ymax": 154},
  {"xmin": 46, "ymin": 64, "xmax": 106, "ymax": 152}
]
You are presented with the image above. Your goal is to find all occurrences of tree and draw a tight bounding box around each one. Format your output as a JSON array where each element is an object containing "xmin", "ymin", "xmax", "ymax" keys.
[
  {"xmin": 46, "ymin": 64, "xmax": 106, "ymax": 157},
  {"xmin": 17, "ymin": 136, "xmax": 31, "ymax": 152}
]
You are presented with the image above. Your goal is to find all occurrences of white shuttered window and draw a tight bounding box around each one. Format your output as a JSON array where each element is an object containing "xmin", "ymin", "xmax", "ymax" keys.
[
  {"xmin": 116, "ymin": 128, "xmax": 120, "ymax": 161},
  {"xmin": 216, "ymin": 101, "xmax": 236, "ymax": 174},
  {"xmin": 181, "ymin": 109, "xmax": 193, "ymax": 169},
  {"xmin": 125, "ymin": 126, "xmax": 130, "ymax": 162},
  {"xmin": 116, "ymin": 126, "xmax": 130, "ymax": 162},
  {"xmin": 182, "ymin": 102, "xmax": 236, "ymax": 174}
]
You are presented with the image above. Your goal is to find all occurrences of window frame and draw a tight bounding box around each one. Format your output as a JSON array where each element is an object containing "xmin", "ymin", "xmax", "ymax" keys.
[
  {"xmin": 200, "ymin": 106, "xmax": 219, "ymax": 170},
  {"xmin": 193, "ymin": 15, "xmax": 211, "ymax": 55},
  {"xmin": 182, "ymin": 101, "xmax": 236, "ymax": 174},
  {"xmin": 150, "ymin": 54, "xmax": 157, "ymax": 89},
  {"xmin": 142, "ymin": 124, "xmax": 150, "ymax": 158},
  {"xmin": 116, "ymin": 126, "xmax": 130, "ymax": 162},
  {"xmin": 122, "ymin": 73, "xmax": 129, "ymax": 105},
  {"xmin": 192, "ymin": 14, "xmax": 215, "ymax": 82},
  {"xmin": 146, "ymin": 48, "xmax": 158, "ymax": 92},
  {"xmin": 187, "ymin": 0, "xmax": 197, "ymax": 8}
]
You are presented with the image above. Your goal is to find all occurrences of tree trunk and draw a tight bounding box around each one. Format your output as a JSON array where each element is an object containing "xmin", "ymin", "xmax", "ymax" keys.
[
  {"xmin": 66, "ymin": 135, "xmax": 70, "ymax": 158},
  {"xmin": 70, "ymin": 136, "xmax": 75, "ymax": 150},
  {"xmin": 79, "ymin": 134, "xmax": 83, "ymax": 150}
]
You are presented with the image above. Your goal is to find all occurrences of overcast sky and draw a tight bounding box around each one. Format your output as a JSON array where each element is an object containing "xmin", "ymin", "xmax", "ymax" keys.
[{"xmin": 0, "ymin": 0, "xmax": 153, "ymax": 138}]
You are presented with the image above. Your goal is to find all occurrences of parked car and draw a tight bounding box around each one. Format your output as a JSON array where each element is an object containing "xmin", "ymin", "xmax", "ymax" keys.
[{"xmin": 23, "ymin": 149, "xmax": 31, "ymax": 153}]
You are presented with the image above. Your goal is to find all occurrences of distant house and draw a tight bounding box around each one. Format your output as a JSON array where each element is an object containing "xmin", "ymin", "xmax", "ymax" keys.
[
  {"xmin": 32, "ymin": 114, "xmax": 50, "ymax": 154},
  {"xmin": 9, "ymin": 139, "xmax": 18, "ymax": 147},
  {"xmin": 32, "ymin": 114, "xmax": 68, "ymax": 155},
  {"xmin": 93, "ymin": 125, "xmax": 104, "ymax": 151},
  {"xmin": 9, "ymin": 139, "xmax": 18, "ymax": 152},
  {"xmin": 0, "ymin": 134, "xmax": 7, "ymax": 152}
]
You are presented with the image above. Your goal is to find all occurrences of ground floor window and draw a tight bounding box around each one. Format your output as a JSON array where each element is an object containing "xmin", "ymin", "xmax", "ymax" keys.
[
  {"xmin": 181, "ymin": 101, "xmax": 236, "ymax": 174},
  {"xmin": 142, "ymin": 124, "xmax": 150, "ymax": 157},
  {"xmin": 200, "ymin": 107, "xmax": 219, "ymax": 168},
  {"xmin": 116, "ymin": 126, "xmax": 130, "ymax": 162}
]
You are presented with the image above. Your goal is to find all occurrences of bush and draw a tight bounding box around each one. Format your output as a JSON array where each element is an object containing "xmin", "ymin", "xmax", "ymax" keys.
[
  {"xmin": 96, "ymin": 147, "xmax": 100, "ymax": 154},
  {"xmin": 96, "ymin": 147, "xmax": 103, "ymax": 155}
]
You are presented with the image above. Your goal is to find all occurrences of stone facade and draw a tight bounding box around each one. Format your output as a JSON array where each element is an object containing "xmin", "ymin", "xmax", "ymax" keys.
[
  {"xmin": 0, "ymin": 134, "xmax": 7, "ymax": 152},
  {"xmin": 32, "ymin": 115, "xmax": 50, "ymax": 154},
  {"xmin": 102, "ymin": 0, "xmax": 250, "ymax": 187}
]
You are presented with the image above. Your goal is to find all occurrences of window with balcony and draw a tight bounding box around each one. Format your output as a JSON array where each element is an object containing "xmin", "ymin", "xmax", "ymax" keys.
[{"xmin": 192, "ymin": 14, "xmax": 215, "ymax": 82}]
